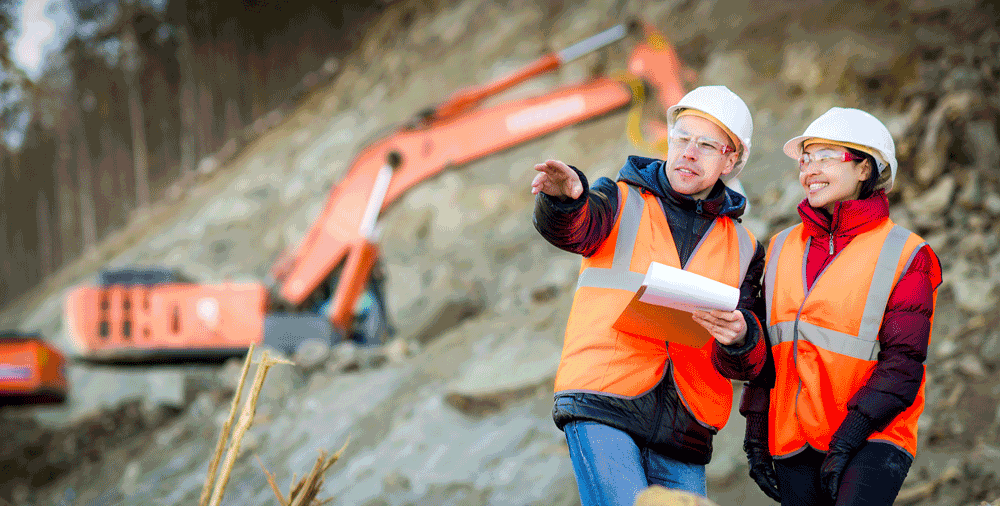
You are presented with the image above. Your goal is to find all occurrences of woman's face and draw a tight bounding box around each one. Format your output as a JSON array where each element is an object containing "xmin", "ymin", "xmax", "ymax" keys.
[{"xmin": 798, "ymin": 143, "xmax": 870, "ymax": 213}]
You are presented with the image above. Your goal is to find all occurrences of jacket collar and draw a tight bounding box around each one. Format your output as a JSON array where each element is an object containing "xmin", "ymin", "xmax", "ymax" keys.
[
  {"xmin": 660, "ymin": 174, "xmax": 731, "ymax": 216},
  {"xmin": 797, "ymin": 190, "xmax": 890, "ymax": 237}
]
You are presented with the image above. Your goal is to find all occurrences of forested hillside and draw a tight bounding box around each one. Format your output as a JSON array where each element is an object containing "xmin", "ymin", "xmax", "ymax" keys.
[{"xmin": 1, "ymin": 0, "xmax": 386, "ymax": 308}]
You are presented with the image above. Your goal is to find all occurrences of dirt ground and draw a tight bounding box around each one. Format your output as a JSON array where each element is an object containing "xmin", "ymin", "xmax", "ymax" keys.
[{"xmin": 2, "ymin": 0, "xmax": 999, "ymax": 505}]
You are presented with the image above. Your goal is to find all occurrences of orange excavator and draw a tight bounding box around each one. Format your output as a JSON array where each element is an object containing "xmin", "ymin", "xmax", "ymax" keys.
[
  {"xmin": 0, "ymin": 331, "xmax": 68, "ymax": 405},
  {"xmin": 63, "ymin": 20, "xmax": 692, "ymax": 363}
]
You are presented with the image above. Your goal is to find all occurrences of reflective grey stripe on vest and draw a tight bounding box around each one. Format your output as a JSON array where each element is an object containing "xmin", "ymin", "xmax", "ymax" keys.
[
  {"xmin": 576, "ymin": 185, "xmax": 646, "ymax": 292},
  {"xmin": 901, "ymin": 242, "xmax": 928, "ymax": 278},
  {"xmin": 764, "ymin": 226, "xmax": 797, "ymax": 327},
  {"xmin": 858, "ymin": 225, "xmax": 911, "ymax": 340},
  {"xmin": 769, "ymin": 320, "xmax": 880, "ymax": 361},
  {"xmin": 734, "ymin": 221, "xmax": 755, "ymax": 287},
  {"xmin": 576, "ymin": 184, "xmax": 754, "ymax": 293},
  {"xmin": 766, "ymin": 225, "xmax": 912, "ymax": 361}
]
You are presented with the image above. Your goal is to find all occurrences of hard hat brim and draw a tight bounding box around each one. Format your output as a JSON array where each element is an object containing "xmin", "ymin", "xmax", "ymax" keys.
[{"xmin": 782, "ymin": 135, "xmax": 811, "ymax": 160}]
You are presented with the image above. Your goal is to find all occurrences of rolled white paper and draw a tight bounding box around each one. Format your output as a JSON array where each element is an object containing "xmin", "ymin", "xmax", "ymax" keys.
[{"xmin": 636, "ymin": 262, "xmax": 740, "ymax": 314}]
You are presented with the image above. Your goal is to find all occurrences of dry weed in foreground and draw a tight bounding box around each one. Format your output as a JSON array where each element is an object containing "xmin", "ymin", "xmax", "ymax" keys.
[
  {"xmin": 633, "ymin": 486, "xmax": 721, "ymax": 506},
  {"xmin": 199, "ymin": 345, "xmax": 294, "ymax": 506},
  {"xmin": 198, "ymin": 343, "xmax": 255, "ymax": 506},
  {"xmin": 257, "ymin": 436, "xmax": 351, "ymax": 506}
]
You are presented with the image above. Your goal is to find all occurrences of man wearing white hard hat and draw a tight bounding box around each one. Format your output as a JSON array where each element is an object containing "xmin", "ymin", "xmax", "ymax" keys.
[
  {"xmin": 530, "ymin": 85, "xmax": 768, "ymax": 505},
  {"xmin": 739, "ymin": 107, "xmax": 942, "ymax": 506}
]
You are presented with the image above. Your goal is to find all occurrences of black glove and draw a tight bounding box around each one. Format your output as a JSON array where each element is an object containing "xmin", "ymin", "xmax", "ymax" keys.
[
  {"xmin": 820, "ymin": 410, "xmax": 876, "ymax": 503},
  {"xmin": 744, "ymin": 412, "xmax": 781, "ymax": 502}
]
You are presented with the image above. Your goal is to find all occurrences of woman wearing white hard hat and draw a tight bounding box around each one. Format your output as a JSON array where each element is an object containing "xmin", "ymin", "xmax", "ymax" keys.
[{"xmin": 739, "ymin": 107, "xmax": 942, "ymax": 506}]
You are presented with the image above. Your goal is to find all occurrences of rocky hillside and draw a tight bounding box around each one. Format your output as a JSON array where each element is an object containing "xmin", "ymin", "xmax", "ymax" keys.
[{"xmin": 1, "ymin": 0, "xmax": 998, "ymax": 505}]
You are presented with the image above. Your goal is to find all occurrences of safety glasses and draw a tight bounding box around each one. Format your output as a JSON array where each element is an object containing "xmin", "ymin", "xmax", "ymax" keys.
[
  {"xmin": 798, "ymin": 149, "xmax": 865, "ymax": 170},
  {"xmin": 668, "ymin": 130, "xmax": 736, "ymax": 157}
]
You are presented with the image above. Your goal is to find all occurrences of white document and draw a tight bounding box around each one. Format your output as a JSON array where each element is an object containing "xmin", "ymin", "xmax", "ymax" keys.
[{"xmin": 636, "ymin": 262, "xmax": 739, "ymax": 314}]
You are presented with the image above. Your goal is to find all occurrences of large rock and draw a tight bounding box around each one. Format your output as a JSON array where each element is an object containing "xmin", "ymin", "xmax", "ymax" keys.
[
  {"xmin": 916, "ymin": 91, "xmax": 980, "ymax": 183},
  {"xmin": 143, "ymin": 370, "xmax": 187, "ymax": 412},
  {"xmin": 944, "ymin": 259, "xmax": 999, "ymax": 314},
  {"xmin": 981, "ymin": 330, "xmax": 1000, "ymax": 366},
  {"xmin": 390, "ymin": 265, "xmax": 487, "ymax": 346},
  {"xmin": 444, "ymin": 328, "xmax": 561, "ymax": 416},
  {"xmin": 908, "ymin": 175, "xmax": 956, "ymax": 217}
]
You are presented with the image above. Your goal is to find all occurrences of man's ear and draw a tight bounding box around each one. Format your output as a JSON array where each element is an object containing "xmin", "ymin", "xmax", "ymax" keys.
[{"xmin": 720, "ymin": 153, "xmax": 738, "ymax": 176}]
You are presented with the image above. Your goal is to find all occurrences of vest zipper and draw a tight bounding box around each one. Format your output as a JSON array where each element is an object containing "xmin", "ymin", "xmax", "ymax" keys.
[
  {"xmin": 828, "ymin": 202, "xmax": 841, "ymax": 256},
  {"xmin": 652, "ymin": 357, "xmax": 668, "ymax": 443},
  {"xmin": 696, "ymin": 200, "xmax": 703, "ymax": 214},
  {"xmin": 793, "ymin": 236, "xmax": 845, "ymax": 438}
]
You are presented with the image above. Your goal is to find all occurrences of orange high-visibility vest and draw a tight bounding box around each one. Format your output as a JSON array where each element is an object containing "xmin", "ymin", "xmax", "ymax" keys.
[
  {"xmin": 764, "ymin": 219, "xmax": 937, "ymax": 458},
  {"xmin": 554, "ymin": 181, "xmax": 757, "ymax": 430}
]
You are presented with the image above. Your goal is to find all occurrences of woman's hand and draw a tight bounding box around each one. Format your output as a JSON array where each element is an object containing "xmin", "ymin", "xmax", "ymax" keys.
[{"xmin": 693, "ymin": 309, "xmax": 747, "ymax": 346}]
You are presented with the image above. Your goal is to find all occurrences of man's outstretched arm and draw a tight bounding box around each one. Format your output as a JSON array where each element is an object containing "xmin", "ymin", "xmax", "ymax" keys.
[{"xmin": 532, "ymin": 159, "xmax": 619, "ymax": 257}]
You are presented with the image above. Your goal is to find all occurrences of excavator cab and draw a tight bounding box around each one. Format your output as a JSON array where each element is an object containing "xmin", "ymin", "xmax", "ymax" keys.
[
  {"xmin": 349, "ymin": 263, "xmax": 395, "ymax": 347},
  {"xmin": 267, "ymin": 245, "xmax": 394, "ymax": 351}
]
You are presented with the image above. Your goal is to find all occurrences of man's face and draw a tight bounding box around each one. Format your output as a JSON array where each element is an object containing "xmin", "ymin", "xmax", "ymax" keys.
[{"xmin": 664, "ymin": 116, "xmax": 739, "ymax": 200}]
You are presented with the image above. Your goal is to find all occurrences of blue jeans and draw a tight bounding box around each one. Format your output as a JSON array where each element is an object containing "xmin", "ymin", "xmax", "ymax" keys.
[{"xmin": 564, "ymin": 421, "xmax": 707, "ymax": 506}]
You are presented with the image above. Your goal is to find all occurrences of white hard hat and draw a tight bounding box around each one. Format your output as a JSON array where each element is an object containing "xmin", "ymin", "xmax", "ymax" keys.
[
  {"xmin": 783, "ymin": 107, "xmax": 898, "ymax": 190},
  {"xmin": 666, "ymin": 85, "xmax": 754, "ymax": 180}
]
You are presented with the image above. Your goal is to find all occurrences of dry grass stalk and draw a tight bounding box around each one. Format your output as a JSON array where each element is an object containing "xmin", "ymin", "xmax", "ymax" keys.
[
  {"xmin": 257, "ymin": 455, "xmax": 288, "ymax": 506},
  {"xmin": 258, "ymin": 437, "xmax": 351, "ymax": 506},
  {"xmin": 633, "ymin": 485, "xmax": 721, "ymax": 506},
  {"xmin": 288, "ymin": 472, "xmax": 299, "ymax": 502},
  {"xmin": 198, "ymin": 343, "xmax": 256, "ymax": 506},
  {"xmin": 206, "ymin": 349, "xmax": 294, "ymax": 506}
]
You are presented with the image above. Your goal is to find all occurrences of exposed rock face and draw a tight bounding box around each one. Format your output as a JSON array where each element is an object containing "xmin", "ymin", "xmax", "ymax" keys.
[{"xmin": 2, "ymin": 0, "xmax": 999, "ymax": 505}]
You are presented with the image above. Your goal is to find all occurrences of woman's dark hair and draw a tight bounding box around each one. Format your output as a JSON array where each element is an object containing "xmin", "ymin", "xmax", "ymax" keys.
[{"xmin": 847, "ymin": 147, "xmax": 880, "ymax": 200}]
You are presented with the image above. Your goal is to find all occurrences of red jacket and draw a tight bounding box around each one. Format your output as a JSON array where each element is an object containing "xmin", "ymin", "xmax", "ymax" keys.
[{"xmin": 742, "ymin": 191, "xmax": 940, "ymax": 434}]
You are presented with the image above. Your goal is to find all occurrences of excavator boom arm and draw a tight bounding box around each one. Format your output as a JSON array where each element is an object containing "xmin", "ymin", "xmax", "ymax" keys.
[
  {"xmin": 277, "ymin": 76, "xmax": 633, "ymax": 307},
  {"xmin": 278, "ymin": 24, "xmax": 689, "ymax": 332}
]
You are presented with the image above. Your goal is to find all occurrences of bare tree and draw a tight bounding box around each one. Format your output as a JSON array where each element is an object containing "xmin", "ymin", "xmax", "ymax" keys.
[
  {"xmin": 58, "ymin": 40, "xmax": 98, "ymax": 254},
  {"xmin": 53, "ymin": 123, "xmax": 78, "ymax": 261},
  {"xmin": 76, "ymin": 126, "xmax": 98, "ymax": 249},
  {"xmin": 197, "ymin": 42, "xmax": 216, "ymax": 161},
  {"xmin": 176, "ymin": 25, "xmax": 198, "ymax": 175},
  {"xmin": 0, "ymin": 147, "xmax": 9, "ymax": 288},
  {"xmin": 36, "ymin": 189, "xmax": 53, "ymax": 276},
  {"xmin": 119, "ymin": 3, "xmax": 151, "ymax": 211}
]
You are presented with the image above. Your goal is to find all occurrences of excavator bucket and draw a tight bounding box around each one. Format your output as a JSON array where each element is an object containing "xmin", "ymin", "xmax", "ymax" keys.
[{"xmin": 0, "ymin": 332, "xmax": 68, "ymax": 406}]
